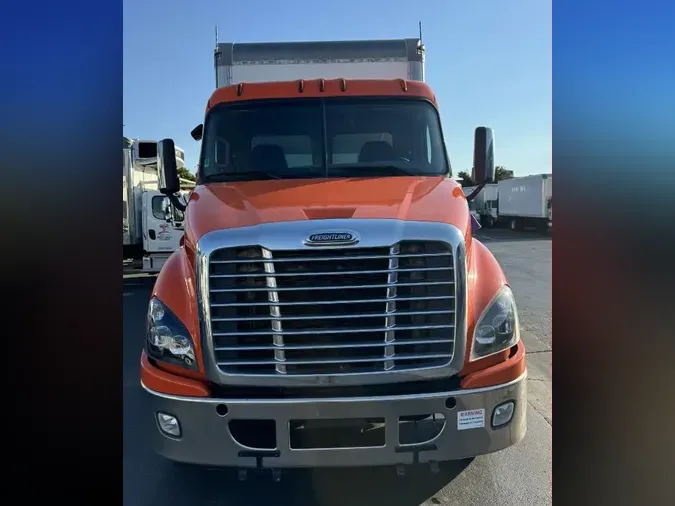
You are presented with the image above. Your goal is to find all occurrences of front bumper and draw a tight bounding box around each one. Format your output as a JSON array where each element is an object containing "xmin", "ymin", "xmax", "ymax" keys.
[{"xmin": 141, "ymin": 371, "xmax": 527, "ymax": 469}]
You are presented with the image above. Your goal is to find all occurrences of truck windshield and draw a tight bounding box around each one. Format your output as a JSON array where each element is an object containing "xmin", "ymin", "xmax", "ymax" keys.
[{"xmin": 200, "ymin": 98, "xmax": 448, "ymax": 182}]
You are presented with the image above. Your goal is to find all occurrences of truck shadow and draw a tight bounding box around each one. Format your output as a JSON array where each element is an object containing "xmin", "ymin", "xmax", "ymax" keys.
[{"xmin": 159, "ymin": 459, "xmax": 474, "ymax": 506}]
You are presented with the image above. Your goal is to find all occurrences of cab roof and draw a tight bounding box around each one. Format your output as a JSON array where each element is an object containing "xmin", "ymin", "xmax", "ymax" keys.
[{"xmin": 205, "ymin": 78, "xmax": 437, "ymax": 112}]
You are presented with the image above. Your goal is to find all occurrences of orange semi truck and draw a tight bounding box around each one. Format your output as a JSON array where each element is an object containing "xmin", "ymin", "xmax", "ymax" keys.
[{"xmin": 141, "ymin": 77, "xmax": 526, "ymax": 477}]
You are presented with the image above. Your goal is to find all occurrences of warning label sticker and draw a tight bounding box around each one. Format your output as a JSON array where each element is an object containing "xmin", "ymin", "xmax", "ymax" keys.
[{"xmin": 457, "ymin": 409, "xmax": 485, "ymax": 430}]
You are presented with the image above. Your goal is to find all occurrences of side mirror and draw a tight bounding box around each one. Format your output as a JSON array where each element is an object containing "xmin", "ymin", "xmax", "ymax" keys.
[
  {"xmin": 191, "ymin": 124, "xmax": 203, "ymax": 141},
  {"xmin": 158, "ymin": 139, "xmax": 180, "ymax": 195},
  {"xmin": 472, "ymin": 127, "xmax": 495, "ymax": 185}
]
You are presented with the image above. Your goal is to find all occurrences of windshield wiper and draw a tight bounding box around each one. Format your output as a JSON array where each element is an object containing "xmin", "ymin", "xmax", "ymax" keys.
[{"xmin": 204, "ymin": 170, "xmax": 283, "ymax": 182}]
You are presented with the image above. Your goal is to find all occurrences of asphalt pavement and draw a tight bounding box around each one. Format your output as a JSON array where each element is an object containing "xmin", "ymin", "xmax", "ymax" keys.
[{"xmin": 123, "ymin": 228, "xmax": 552, "ymax": 506}]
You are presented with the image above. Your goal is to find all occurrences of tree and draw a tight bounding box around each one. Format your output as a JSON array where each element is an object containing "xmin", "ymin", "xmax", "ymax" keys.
[
  {"xmin": 495, "ymin": 166, "xmax": 514, "ymax": 181},
  {"xmin": 458, "ymin": 166, "xmax": 513, "ymax": 186},
  {"xmin": 456, "ymin": 171, "xmax": 474, "ymax": 187},
  {"xmin": 177, "ymin": 166, "xmax": 196, "ymax": 181}
]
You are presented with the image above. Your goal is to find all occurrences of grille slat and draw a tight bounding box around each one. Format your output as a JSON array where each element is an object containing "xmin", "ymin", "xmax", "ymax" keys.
[
  {"xmin": 216, "ymin": 353, "xmax": 453, "ymax": 366},
  {"xmin": 208, "ymin": 241, "xmax": 456, "ymax": 376},
  {"xmin": 210, "ymin": 281, "xmax": 453, "ymax": 293},
  {"xmin": 213, "ymin": 324, "xmax": 454, "ymax": 337},
  {"xmin": 210, "ymin": 295, "xmax": 455, "ymax": 307},
  {"xmin": 210, "ymin": 252, "xmax": 449, "ymax": 264},
  {"xmin": 214, "ymin": 338, "xmax": 453, "ymax": 351},
  {"xmin": 210, "ymin": 267, "xmax": 451, "ymax": 278},
  {"xmin": 212, "ymin": 309, "xmax": 454, "ymax": 322}
]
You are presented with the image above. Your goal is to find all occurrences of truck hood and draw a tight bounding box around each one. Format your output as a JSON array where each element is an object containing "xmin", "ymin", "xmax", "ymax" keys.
[{"xmin": 184, "ymin": 176, "xmax": 470, "ymax": 243}]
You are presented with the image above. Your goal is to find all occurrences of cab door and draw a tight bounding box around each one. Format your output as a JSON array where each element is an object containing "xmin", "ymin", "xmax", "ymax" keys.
[{"xmin": 141, "ymin": 191, "xmax": 183, "ymax": 253}]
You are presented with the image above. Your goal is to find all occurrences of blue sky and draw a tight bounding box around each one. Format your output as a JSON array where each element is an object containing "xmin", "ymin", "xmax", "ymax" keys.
[{"xmin": 123, "ymin": 0, "xmax": 550, "ymax": 176}]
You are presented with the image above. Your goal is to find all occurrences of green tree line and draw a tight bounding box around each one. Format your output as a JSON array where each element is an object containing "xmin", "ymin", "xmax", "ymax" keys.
[
  {"xmin": 457, "ymin": 166, "xmax": 513, "ymax": 187},
  {"xmin": 178, "ymin": 166, "xmax": 196, "ymax": 182}
]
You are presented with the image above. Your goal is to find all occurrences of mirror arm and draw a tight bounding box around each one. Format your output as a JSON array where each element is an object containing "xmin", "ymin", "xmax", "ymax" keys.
[
  {"xmin": 466, "ymin": 183, "xmax": 486, "ymax": 203},
  {"xmin": 167, "ymin": 193, "xmax": 187, "ymax": 212}
]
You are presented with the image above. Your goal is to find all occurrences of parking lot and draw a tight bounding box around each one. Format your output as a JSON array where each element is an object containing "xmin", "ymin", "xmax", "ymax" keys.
[{"xmin": 123, "ymin": 228, "xmax": 551, "ymax": 506}]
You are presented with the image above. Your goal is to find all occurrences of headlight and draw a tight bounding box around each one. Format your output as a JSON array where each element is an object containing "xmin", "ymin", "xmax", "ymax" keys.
[
  {"xmin": 146, "ymin": 298, "xmax": 197, "ymax": 370},
  {"xmin": 471, "ymin": 285, "xmax": 519, "ymax": 360}
]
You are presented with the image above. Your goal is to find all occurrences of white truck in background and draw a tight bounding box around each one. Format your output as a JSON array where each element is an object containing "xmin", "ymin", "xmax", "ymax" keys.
[
  {"xmin": 473, "ymin": 183, "xmax": 499, "ymax": 228},
  {"xmin": 123, "ymin": 137, "xmax": 194, "ymax": 272},
  {"xmin": 462, "ymin": 185, "xmax": 482, "ymax": 224},
  {"xmin": 497, "ymin": 174, "xmax": 552, "ymax": 231}
]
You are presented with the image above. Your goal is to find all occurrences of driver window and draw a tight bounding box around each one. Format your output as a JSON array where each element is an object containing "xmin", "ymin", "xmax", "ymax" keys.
[{"xmin": 151, "ymin": 196, "xmax": 170, "ymax": 221}]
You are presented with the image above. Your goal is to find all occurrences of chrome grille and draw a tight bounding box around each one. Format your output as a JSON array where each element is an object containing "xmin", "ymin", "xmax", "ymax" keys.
[{"xmin": 208, "ymin": 241, "xmax": 456, "ymax": 376}]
